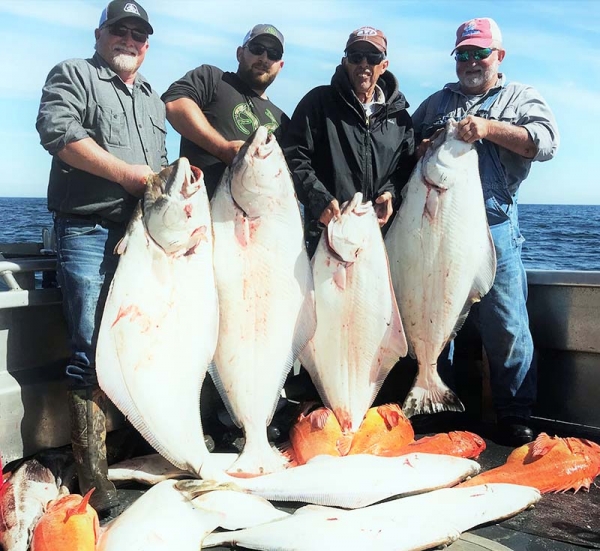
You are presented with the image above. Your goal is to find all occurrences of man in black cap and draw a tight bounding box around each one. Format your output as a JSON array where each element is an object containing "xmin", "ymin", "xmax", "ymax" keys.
[
  {"xmin": 163, "ymin": 24, "xmax": 289, "ymax": 198},
  {"xmin": 36, "ymin": 0, "xmax": 166, "ymax": 515},
  {"xmin": 282, "ymin": 26, "xmax": 415, "ymax": 256}
]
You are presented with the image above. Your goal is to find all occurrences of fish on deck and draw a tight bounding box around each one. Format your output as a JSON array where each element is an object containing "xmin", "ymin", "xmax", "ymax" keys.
[
  {"xmin": 96, "ymin": 158, "xmax": 218, "ymax": 477},
  {"xmin": 31, "ymin": 489, "xmax": 99, "ymax": 551},
  {"xmin": 394, "ymin": 431, "xmax": 487, "ymax": 460},
  {"xmin": 210, "ymin": 127, "xmax": 316, "ymax": 477},
  {"xmin": 385, "ymin": 118, "xmax": 496, "ymax": 418},
  {"xmin": 179, "ymin": 452, "xmax": 480, "ymax": 509},
  {"xmin": 0, "ymin": 459, "xmax": 59, "ymax": 551},
  {"xmin": 459, "ymin": 432, "xmax": 600, "ymax": 493},
  {"xmin": 203, "ymin": 483, "xmax": 540, "ymax": 551}
]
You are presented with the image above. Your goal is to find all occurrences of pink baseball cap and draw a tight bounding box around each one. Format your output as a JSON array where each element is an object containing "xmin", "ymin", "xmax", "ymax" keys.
[{"xmin": 451, "ymin": 18, "xmax": 502, "ymax": 54}]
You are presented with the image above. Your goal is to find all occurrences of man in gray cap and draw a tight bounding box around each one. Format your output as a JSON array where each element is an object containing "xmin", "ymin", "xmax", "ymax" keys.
[
  {"xmin": 163, "ymin": 24, "xmax": 289, "ymax": 198},
  {"xmin": 282, "ymin": 26, "xmax": 415, "ymax": 256},
  {"xmin": 36, "ymin": 0, "xmax": 166, "ymax": 515}
]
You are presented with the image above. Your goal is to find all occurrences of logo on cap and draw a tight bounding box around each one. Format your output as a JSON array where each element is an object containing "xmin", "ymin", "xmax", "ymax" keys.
[
  {"xmin": 355, "ymin": 27, "xmax": 378, "ymax": 37},
  {"xmin": 461, "ymin": 21, "xmax": 480, "ymax": 38},
  {"xmin": 124, "ymin": 3, "xmax": 141, "ymax": 16}
]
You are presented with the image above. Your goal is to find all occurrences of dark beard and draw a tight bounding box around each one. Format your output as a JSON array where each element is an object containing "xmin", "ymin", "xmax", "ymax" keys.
[{"xmin": 237, "ymin": 64, "xmax": 276, "ymax": 93}]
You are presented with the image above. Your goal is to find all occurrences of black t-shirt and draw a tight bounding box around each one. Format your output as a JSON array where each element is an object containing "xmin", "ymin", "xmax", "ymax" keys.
[{"xmin": 162, "ymin": 65, "xmax": 289, "ymax": 197}]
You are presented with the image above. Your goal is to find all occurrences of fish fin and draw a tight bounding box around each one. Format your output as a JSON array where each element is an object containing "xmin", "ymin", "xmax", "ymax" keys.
[
  {"xmin": 531, "ymin": 433, "xmax": 560, "ymax": 459},
  {"xmin": 424, "ymin": 188, "xmax": 440, "ymax": 220},
  {"xmin": 402, "ymin": 367, "xmax": 464, "ymax": 418},
  {"xmin": 336, "ymin": 433, "xmax": 354, "ymax": 456},
  {"xmin": 234, "ymin": 210, "xmax": 250, "ymax": 247},
  {"xmin": 64, "ymin": 488, "xmax": 94, "ymax": 521},
  {"xmin": 208, "ymin": 362, "xmax": 242, "ymax": 429},
  {"xmin": 376, "ymin": 403, "xmax": 408, "ymax": 430},
  {"xmin": 278, "ymin": 441, "xmax": 299, "ymax": 467},
  {"xmin": 333, "ymin": 264, "xmax": 347, "ymax": 290}
]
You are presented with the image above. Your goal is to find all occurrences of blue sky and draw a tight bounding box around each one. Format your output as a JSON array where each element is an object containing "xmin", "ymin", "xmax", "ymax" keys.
[{"xmin": 0, "ymin": 0, "xmax": 598, "ymax": 204}]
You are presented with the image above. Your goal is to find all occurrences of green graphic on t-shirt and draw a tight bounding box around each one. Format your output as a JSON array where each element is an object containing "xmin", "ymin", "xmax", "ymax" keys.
[
  {"xmin": 233, "ymin": 103, "xmax": 260, "ymax": 135},
  {"xmin": 263, "ymin": 108, "xmax": 279, "ymax": 134}
]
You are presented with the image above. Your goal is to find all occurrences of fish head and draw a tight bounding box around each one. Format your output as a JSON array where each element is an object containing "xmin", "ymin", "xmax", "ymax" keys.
[
  {"xmin": 230, "ymin": 126, "xmax": 293, "ymax": 218},
  {"xmin": 326, "ymin": 192, "xmax": 377, "ymax": 262},
  {"xmin": 423, "ymin": 119, "xmax": 478, "ymax": 191},
  {"xmin": 143, "ymin": 158, "xmax": 211, "ymax": 256}
]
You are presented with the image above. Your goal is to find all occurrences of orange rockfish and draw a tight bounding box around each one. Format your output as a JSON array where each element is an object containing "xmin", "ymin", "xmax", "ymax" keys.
[
  {"xmin": 460, "ymin": 433, "xmax": 600, "ymax": 493},
  {"xmin": 288, "ymin": 404, "xmax": 414, "ymax": 465},
  {"xmin": 31, "ymin": 489, "xmax": 99, "ymax": 551},
  {"xmin": 396, "ymin": 431, "xmax": 486, "ymax": 459}
]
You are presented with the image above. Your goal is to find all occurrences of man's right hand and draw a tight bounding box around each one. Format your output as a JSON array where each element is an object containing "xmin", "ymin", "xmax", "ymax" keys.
[
  {"xmin": 120, "ymin": 164, "xmax": 154, "ymax": 197},
  {"xmin": 319, "ymin": 199, "xmax": 341, "ymax": 226},
  {"xmin": 222, "ymin": 140, "xmax": 246, "ymax": 165}
]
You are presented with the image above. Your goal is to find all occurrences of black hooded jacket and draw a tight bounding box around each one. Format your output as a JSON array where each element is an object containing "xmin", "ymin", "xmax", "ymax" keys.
[{"xmin": 282, "ymin": 65, "xmax": 415, "ymax": 232}]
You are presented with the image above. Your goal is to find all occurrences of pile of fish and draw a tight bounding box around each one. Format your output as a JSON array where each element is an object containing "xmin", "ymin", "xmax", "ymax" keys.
[{"xmin": 385, "ymin": 118, "xmax": 497, "ymax": 418}]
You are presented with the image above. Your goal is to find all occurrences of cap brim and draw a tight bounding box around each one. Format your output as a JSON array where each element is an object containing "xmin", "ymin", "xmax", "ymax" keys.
[
  {"xmin": 451, "ymin": 38, "xmax": 496, "ymax": 54},
  {"xmin": 101, "ymin": 14, "xmax": 154, "ymax": 34}
]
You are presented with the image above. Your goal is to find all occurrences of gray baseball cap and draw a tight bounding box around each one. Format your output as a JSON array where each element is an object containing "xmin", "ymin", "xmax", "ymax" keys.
[{"xmin": 242, "ymin": 24, "xmax": 284, "ymax": 52}]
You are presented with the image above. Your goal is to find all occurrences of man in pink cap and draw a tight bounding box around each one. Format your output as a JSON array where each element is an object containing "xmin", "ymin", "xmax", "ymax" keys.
[{"xmin": 411, "ymin": 18, "xmax": 559, "ymax": 446}]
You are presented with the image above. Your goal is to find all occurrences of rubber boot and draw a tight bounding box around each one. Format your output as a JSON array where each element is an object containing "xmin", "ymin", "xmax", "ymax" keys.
[{"xmin": 68, "ymin": 387, "xmax": 120, "ymax": 515}]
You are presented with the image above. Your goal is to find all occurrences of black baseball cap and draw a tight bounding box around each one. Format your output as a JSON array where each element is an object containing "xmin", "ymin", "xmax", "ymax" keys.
[
  {"xmin": 242, "ymin": 24, "xmax": 284, "ymax": 52},
  {"xmin": 98, "ymin": 0, "xmax": 153, "ymax": 34}
]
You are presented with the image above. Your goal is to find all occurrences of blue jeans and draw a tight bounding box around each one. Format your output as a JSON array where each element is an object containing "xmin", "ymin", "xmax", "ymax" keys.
[
  {"xmin": 54, "ymin": 217, "xmax": 125, "ymax": 390},
  {"xmin": 471, "ymin": 207, "xmax": 536, "ymax": 420}
]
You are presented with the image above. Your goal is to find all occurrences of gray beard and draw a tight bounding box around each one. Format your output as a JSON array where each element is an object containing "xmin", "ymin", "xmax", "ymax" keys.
[{"xmin": 111, "ymin": 53, "xmax": 139, "ymax": 74}]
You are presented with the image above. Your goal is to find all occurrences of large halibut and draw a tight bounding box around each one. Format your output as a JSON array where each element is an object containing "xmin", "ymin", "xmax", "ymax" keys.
[
  {"xmin": 385, "ymin": 119, "xmax": 496, "ymax": 417},
  {"xmin": 210, "ymin": 127, "xmax": 316, "ymax": 476},
  {"xmin": 300, "ymin": 192, "xmax": 407, "ymax": 433},
  {"xmin": 97, "ymin": 158, "xmax": 218, "ymax": 475}
]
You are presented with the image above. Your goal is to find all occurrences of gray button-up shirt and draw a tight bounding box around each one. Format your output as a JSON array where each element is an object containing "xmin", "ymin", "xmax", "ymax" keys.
[
  {"xmin": 412, "ymin": 74, "xmax": 559, "ymax": 197},
  {"xmin": 37, "ymin": 52, "xmax": 167, "ymax": 223}
]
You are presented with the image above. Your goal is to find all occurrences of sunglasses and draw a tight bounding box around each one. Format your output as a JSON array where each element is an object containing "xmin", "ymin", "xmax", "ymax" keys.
[
  {"xmin": 346, "ymin": 51, "xmax": 386, "ymax": 66},
  {"xmin": 454, "ymin": 48, "xmax": 495, "ymax": 62},
  {"xmin": 108, "ymin": 25, "xmax": 148, "ymax": 44},
  {"xmin": 245, "ymin": 43, "xmax": 283, "ymax": 61}
]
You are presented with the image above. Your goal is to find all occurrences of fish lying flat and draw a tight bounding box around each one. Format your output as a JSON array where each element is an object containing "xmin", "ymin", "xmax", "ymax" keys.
[
  {"xmin": 300, "ymin": 193, "xmax": 407, "ymax": 433},
  {"xmin": 191, "ymin": 490, "xmax": 289, "ymax": 530},
  {"xmin": 96, "ymin": 159, "xmax": 218, "ymax": 476},
  {"xmin": 460, "ymin": 432, "xmax": 600, "ymax": 493},
  {"xmin": 203, "ymin": 483, "xmax": 540, "ymax": 550},
  {"xmin": 391, "ymin": 431, "xmax": 486, "ymax": 459},
  {"xmin": 97, "ymin": 480, "xmax": 223, "ymax": 551},
  {"xmin": 108, "ymin": 452, "xmax": 239, "ymax": 485},
  {"xmin": 179, "ymin": 452, "xmax": 480, "ymax": 509},
  {"xmin": 0, "ymin": 459, "xmax": 59, "ymax": 551},
  {"xmin": 31, "ymin": 489, "xmax": 99, "ymax": 551},
  {"xmin": 210, "ymin": 127, "xmax": 316, "ymax": 476},
  {"xmin": 386, "ymin": 119, "xmax": 496, "ymax": 417}
]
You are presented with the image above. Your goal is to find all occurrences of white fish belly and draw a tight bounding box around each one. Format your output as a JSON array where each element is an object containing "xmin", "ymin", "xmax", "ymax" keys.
[
  {"xmin": 211, "ymin": 184, "xmax": 315, "ymax": 473},
  {"xmin": 97, "ymin": 211, "xmax": 218, "ymax": 475},
  {"xmin": 301, "ymin": 216, "xmax": 406, "ymax": 432}
]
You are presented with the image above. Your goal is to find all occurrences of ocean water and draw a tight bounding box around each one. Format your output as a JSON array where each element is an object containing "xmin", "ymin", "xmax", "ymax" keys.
[{"xmin": 0, "ymin": 197, "xmax": 598, "ymax": 271}]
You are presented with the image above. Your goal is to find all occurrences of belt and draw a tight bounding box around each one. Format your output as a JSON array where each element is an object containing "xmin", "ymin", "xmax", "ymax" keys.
[{"xmin": 53, "ymin": 212, "xmax": 124, "ymax": 229}]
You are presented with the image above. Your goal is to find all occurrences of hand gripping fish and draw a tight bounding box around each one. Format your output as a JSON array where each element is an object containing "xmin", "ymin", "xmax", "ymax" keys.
[
  {"xmin": 96, "ymin": 158, "xmax": 218, "ymax": 476},
  {"xmin": 300, "ymin": 193, "xmax": 407, "ymax": 435},
  {"xmin": 385, "ymin": 119, "xmax": 496, "ymax": 417},
  {"xmin": 210, "ymin": 127, "xmax": 316, "ymax": 476}
]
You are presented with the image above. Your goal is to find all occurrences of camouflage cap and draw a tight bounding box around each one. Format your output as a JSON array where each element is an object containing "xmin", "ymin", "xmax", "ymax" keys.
[{"xmin": 242, "ymin": 24, "xmax": 284, "ymax": 52}]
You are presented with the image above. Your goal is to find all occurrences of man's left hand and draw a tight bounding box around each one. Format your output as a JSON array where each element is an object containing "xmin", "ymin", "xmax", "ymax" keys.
[
  {"xmin": 457, "ymin": 115, "xmax": 490, "ymax": 143},
  {"xmin": 374, "ymin": 192, "xmax": 393, "ymax": 226}
]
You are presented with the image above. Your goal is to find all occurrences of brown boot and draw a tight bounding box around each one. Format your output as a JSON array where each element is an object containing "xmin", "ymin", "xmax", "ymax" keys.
[{"xmin": 68, "ymin": 387, "xmax": 120, "ymax": 515}]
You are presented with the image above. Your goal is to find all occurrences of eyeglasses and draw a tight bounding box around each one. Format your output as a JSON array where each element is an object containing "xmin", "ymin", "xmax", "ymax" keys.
[
  {"xmin": 346, "ymin": 51, "xmax": 386, "ymax": 66},
  {"xmin": 245, "ymin": 43, "xmax": 283, "ymax": 61},
  {"xmin": 108, "ymin": 25, "xmax": 148, "ymax": 44},
  {"xmin": 454, "ymin": 48, "xmax": 495, "ymax": 62}
]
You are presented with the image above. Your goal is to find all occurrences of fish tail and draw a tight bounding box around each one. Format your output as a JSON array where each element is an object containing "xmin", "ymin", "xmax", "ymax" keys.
[{"xmin": 402, "ymin": 368, "xmax": 464, "ymax": 418}]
